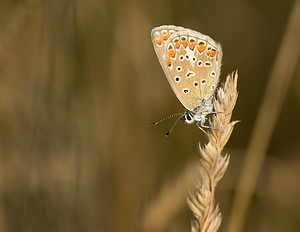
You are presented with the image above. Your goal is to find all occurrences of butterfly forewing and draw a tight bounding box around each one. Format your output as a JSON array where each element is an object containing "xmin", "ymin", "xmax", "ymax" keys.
[
  {"xmin": 151, "ymin": 25, "xmax": 183, "ymax": 81},
  {"xmin": 151, "ymin": 26, "xmax": 222, "ymax": 112}
]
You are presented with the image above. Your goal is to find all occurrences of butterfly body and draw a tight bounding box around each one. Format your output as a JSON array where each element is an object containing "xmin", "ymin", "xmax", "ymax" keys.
[{"xmin": 151, "ymin": 25, "xmax": 222, "ymax": 132}]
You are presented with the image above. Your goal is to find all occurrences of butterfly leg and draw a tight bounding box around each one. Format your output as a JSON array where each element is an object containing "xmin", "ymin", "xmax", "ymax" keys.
[
  {"xmin": 196, "ymin": 121, "xmax": 207, "ymax": 134},
  {"xmin": 196, "ymin": 116, "xmax": 218, "ymax": 132},
  {"xmin": 200, "ymin": 123, "xmax": 211, "ymax": 129},
  {"xmin": 199, "ymin": 120, "xmax": 219, "ymax": 132}
]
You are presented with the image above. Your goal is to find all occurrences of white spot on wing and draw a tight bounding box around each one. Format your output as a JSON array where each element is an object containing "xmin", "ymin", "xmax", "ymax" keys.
[
  {"xmin": 204, "ymin": 61, "xmax": 212, "ymax": 67},
  {"xmin": 185, "ymin": 45, "xmax": 197, "ymax": 65},
  {"xmin": 186, "ymin": 71, "xmax": 195, "ymax": 78},
  {"xmin": 175, "ymin": 76, "xmax": 181, "ymax": 82},
  {"xmin": 176, "ymin": 66, "xmax": 182, "ymax": 72},
  {"xmin": 169, "ymin": 30, "xmax": 175, "ymax": 35},
  {"xmin": 197, "ymin": 60, "xmax": 203, "ymax": 67},
  {"xmin": 183, "ymin": 88, "xmax": 189, "ymax": 94}
]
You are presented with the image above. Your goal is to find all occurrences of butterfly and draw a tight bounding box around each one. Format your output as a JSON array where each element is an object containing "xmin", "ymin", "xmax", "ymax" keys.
[{"xmin": 151, "ymin": 25, "xmax": 222, "ymax": 136}]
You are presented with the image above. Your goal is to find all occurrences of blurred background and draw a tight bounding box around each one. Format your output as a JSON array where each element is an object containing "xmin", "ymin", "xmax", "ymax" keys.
[{"xmin": 0, "ymin": 0, "xmax": 299, "ymax": 231}]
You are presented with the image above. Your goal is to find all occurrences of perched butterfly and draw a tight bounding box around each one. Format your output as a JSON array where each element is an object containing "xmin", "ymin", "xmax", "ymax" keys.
[{"xmin": 151, "ymin": 25, "xmax": 222, "ymax": 136}]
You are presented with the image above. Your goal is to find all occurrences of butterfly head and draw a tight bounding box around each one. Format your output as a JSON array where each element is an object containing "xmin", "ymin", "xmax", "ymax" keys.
[
  {"xmin": 151, "ymin": 102, "xmax": 213, "ymax": 136},
  {"xmin": 182, "ymin": 97, "xmax": 213, "ymax": 124},
  {"xmin": 182, "ymin": 111, "xmax": 195, "ymax": 124}
]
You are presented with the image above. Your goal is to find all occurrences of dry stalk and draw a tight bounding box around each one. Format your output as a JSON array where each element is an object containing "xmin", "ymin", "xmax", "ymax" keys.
[{"xmin": 187, "ymin": 71, "xmax": 239, "ymax": 232}]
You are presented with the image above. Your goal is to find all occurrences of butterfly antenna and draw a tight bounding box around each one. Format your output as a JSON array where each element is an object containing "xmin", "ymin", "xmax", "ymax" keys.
[
  {"xmin": 149, "ymin": 113, "xmax": 184, "ymax": 126},
  {"xmin": 165, "ymin": 114, "xmax": 184, "ymax": 137}
]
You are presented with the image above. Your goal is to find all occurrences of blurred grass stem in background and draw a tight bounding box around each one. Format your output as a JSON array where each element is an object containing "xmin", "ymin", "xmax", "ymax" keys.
[{"xmin": 226, "ymin": 1, "xmax": 300, "ymax": 232}]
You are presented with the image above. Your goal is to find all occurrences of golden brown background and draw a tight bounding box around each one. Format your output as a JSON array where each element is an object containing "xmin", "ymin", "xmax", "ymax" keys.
[{"xmin": 0, "ymin": 0, "xmax": 299, "ymax": 232}]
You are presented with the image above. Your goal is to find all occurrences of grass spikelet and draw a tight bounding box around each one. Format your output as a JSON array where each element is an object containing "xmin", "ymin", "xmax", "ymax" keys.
[{"xmin": 187, "ymin": 71, "xmax": 239, "ymax": 232}]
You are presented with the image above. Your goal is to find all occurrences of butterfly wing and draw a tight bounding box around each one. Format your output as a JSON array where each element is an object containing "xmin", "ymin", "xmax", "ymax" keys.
[
  {"xmin": 151, "ymin": 26, "xmax": 222, "ymax": 111},
  {"xmin": 151, "ymin": 25, "xmax": 184, "ymax": 85}
]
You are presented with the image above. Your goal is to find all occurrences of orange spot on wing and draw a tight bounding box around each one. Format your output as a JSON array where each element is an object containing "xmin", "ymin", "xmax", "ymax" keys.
[
  {"xmin": 189, "ymin": 42, "xmax": 197, "ymax": 50},
  {"xmin": 155, "ymin": 38, "xmax": 162, "ymax": 45},
  {"xmin": 162, "ymin": 34, "xmax": 169, "ymax": 40},
  {"xmin": 197, "ymin": 44, "xmax": 207, "ymax": 53},
  {"xmin": 216, "ymin": 53, "xmax": 219, "ymax": 61},
  {"xmin": 174, "ymin": 42, "xmax": 180, "ymax": 48},
  {"xmin": 168, "ymin": 49, "xmax": 176, "ymax": 58},
  {"xmin": 167, "ymin": 57, "xmax": 171, "ymax": 66},
  {"xmin": 207, "ymin": 50, "xmax": 217, "ymax": 57},
  {"xmin": 181, "ymin": 40, "xmax": 188, "ymax": 47}
]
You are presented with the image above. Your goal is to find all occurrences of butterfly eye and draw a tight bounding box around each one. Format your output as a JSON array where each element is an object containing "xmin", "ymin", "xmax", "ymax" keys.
[{"xmin": 183, "ymin": 113, "xmax": 195, "ymax": 124}]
